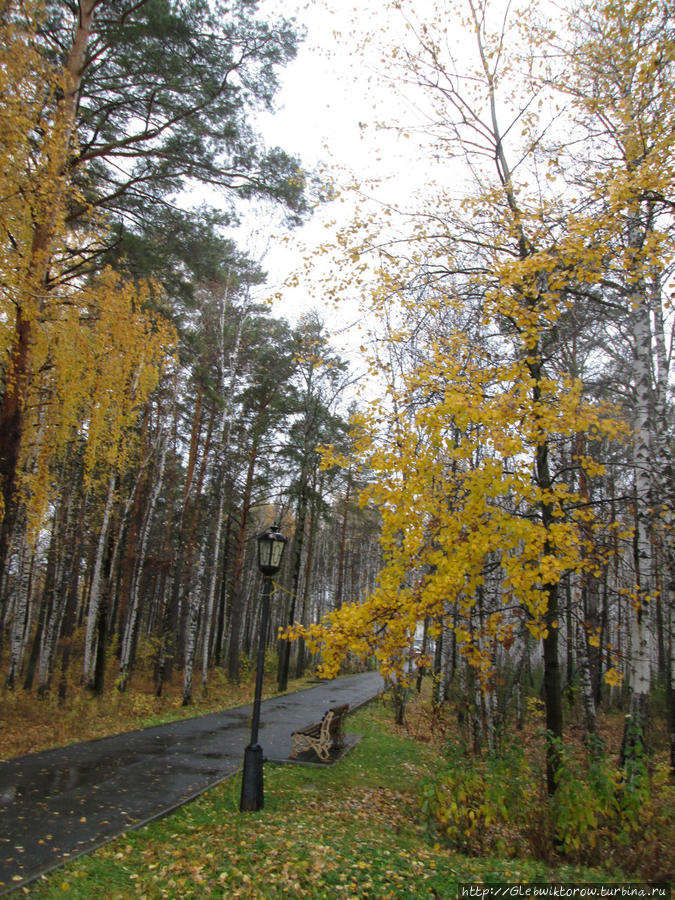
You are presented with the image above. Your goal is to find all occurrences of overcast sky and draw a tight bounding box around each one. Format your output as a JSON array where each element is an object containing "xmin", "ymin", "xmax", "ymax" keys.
[
  {"xmin": 245, "ymin": 0, "xmax": 431, "ymax": 380},
  {"xmin": 235, "ymin": 1, "xmax": 371, "ymax": 374},
  {"xmin": 257, "ymin": 0, "xmax": 408, "ymax": 177}
]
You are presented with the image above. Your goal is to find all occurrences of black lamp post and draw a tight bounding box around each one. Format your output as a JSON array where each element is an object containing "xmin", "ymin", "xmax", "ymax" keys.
[{"xmin": 239, "ymin": 523, "xmax": 287, "ymax": 812}]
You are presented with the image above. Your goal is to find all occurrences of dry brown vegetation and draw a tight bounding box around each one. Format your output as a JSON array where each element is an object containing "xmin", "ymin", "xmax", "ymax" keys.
[
  {"xmin": 0, "ymin": 656, "xmax": 314, "ymax": 762},
  {"xmin": 391, "ymin": 687, "xmax": 674, "ymax": 882}
]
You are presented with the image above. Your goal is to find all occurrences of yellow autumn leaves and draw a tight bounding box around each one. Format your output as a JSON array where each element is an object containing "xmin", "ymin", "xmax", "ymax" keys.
[
  {"xmin": 282, "ymin": 0, "xmax": 675, "ymax": 702},
  {"xmin": 21, "ymin": 271, "xmax": 176, "ymax": 538},
  {"xmin": 288, "ymin": 276, "xmax": 623, "ymax": 686}
]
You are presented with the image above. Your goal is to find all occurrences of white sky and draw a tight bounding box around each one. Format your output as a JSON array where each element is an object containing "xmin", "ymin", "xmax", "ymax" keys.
[
  {"xmin": 246, "ymin": 0, "xmax": 521, "ymax": 375},
  {"xmin": 248, "ymin": 0, "xmax": 430, "ymax": 375},
  {"xmin": 234, "ymin": 0, "xmax": 675, "ymax": 416}
]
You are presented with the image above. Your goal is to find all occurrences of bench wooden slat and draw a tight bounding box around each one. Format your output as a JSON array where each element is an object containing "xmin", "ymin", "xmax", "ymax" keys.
[{"xmin": 294, "ymin": 723, "xmax": 321, "ymax": 738}]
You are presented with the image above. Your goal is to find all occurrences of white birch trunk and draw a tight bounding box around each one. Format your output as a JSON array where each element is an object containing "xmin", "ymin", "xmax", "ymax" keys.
[
  {"xmin": 182, "ymin": 547, "xmax": 206, "ymax": 705},
  {"xmin": 82, "ymin": 475, "xmax": 116, "ymax": 684},
  {"xmin": 119, "ymin": 432, "xmax": 168, "ymax": 688},
  {"xmin": 623, "ymin": 255, "xmax": 654, "ymax": 762},
  {"xmin": 5, "ymin": 535, "xmax": 34, "ymax": 688},
  {"xmin": 3, "ymin": 420, "xmax": 44, "ymax": 675},
  {"xmin": 37, "ymin": 491, "xmax": 76, "ymax": 695},
  {"xmin": 649, "ymin": 274, "xmax": 675, "ymax": 770},
  {"xmin": 576, "ymin": 618, "xmax": 598, "ymax": 741},
  {"xmin": 472, "ymin": 678, "xmax": 483, "ymax": 753},
  {"xmin": 201, "ymin": 300, "xmax": 246, "ymax": 688},
  {"xmin": 482, "ymin": 687, "xmax": 497, "ymax": 752}
]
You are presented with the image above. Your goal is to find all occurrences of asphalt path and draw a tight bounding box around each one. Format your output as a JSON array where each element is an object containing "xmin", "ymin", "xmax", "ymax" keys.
[{"xmin": 0, "ymin": 671, "xmax": 384, "ymax": 894}]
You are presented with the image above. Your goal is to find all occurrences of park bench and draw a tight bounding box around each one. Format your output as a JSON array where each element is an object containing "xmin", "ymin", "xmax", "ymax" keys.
[{"xmin": 290, "ymin": 703, "xmax": 349, "ymax": 762}]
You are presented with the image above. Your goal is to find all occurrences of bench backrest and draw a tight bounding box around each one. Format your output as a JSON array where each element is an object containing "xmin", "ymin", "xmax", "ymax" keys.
[
  {"xmin": 326, "ymin": 704, "xmax": 349, "ymax": 739},
  {"xmin": 319, "ymin": 709, "xmax": 335, "ymax": 742},
  {"xmin": 318, "ymin": 704, "xmax": 349, "ymax": 740}
]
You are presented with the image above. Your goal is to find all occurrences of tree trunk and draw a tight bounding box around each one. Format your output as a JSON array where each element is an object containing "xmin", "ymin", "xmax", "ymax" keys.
[
  {"xmin": 530, "ymin": 367, "xmax": 564, "ymax": 795},
  {"xmin": 649, "ymin": 273, "xmax": 675, "ymax": 774},
  {"xmin": 201, "ymin": 489, "xmax": 226, "ymax": 691},
  {"xmin": 334, "ymin": 470, "xmax": 351, "ymax": 611},
  {"xmin": 214, "ymin": 511, "xmax": 232, "ymax": 667},
  {"xmin": 416, "ymin": 616, "xmax": 430, "ymax": 693},
  {"xmin": 91, "ymin": 598, "xmax": 108, "ymax": 696},
  {"xmin": 57, "ymin": 522, "xmax": 85, "ymax": 704},
  {"xmin": 155, "ymin": 386, "xmax": 204, "ymax": 696},
  {"xmin": 576, "ymin": 616, "xmax": 599, "ymax": 748},
  {"xmin": 183, "ymin": 548, "xmax": 206, "ymax": 705},
  {"xmin": 5, "ymin": 530, "xmax": 35, "ymax": 689},
  {"xmin": 201, "ymin": 311, "xmax": 244, "ymax": 688},
  {"xmin": 277, "ymin": 459, "xmax": 311, "ymax": 692},
  {"xmin": 36, "ymin": 486, "xmax": 78, "ymax": 697},
  {"xmin": 82, "ymin": 475, "xmax": 116, "ymax": 685},
  {"xmin": 432, "ymin": 620, "xmax": 445, "ymax": 706},
  {"xmin": 118, "ymin": 433, "xmax": 168, "ymax": 691},
  {"xmin": 226, "ymin": 437, "xmax": 260, "ymax": 682},
  {"xmin": 621, "ymin": 249, "xmax": 654, "ymax": 769},
  {"xmin": 295, "ymin": 470, "xmax": 322, "ymax": 679}
]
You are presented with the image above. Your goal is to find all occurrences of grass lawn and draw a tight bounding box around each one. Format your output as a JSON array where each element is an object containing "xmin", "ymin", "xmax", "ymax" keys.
[{"xmin": 23, "ymin": 699, "xmax": 617, "ymax": 899}]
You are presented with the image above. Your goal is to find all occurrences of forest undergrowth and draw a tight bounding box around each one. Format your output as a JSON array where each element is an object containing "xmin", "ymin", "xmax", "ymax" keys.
[{"xmin": 398, "ymin": 684, "xmax": 673, "ymax": 881}]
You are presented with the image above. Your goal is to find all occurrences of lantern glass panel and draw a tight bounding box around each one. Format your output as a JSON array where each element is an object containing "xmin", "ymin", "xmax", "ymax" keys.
[
  {"xmin": 258, "ymin": 538, "xmax": 272, "ymax": 571},
  {"xmin": 269, "ymin": 539, "xmax": 284, "ymax": 570},
  {"xmin": 257, "ymin": 525, "xmax": 286, "ymax": 575}
]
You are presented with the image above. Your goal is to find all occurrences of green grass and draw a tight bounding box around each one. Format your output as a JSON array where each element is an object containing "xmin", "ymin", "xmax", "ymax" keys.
[{"xmin": 25, "ymin": 701, "xmax": 616, "ymax": 899}]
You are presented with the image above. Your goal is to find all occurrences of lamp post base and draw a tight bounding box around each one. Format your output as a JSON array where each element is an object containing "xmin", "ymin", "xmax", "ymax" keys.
[{"xmin": 240, "ymin": 743, "xmax": 264, "ymax": 811}]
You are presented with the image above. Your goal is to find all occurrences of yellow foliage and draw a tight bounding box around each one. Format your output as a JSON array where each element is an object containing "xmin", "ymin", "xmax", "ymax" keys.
[
  {"xmin": 604, "ymin": 667, "xmax": 624, "ymax": 688},
  {"xmin": 21, "ymin": 269, "xmax": 177, "ymax": 538},
  {"xmin": 302, "ymin": 310, "xmax": 623, "ymax": 680},
  {"xmin": 291, "ymin": 0, "xmax": 671, "ymax": 692},
  {"xmin": 0, "ymin": 0, "xmax": 60, "ymax": 331}
]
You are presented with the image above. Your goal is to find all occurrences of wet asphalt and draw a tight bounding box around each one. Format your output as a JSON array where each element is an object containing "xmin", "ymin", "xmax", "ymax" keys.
[{"xmin": 0, "ymin": 671, "xmax": 384, "ymax": 894}]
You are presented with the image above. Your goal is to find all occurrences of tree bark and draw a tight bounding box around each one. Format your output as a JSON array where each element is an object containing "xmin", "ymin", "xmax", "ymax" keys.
[
  {"xmin": 82, "ymin": 475, "xmax": 116, "ymax": 685},
  {"xmin": 334, "ymin": 470, "xmax": 352, "ymax": 611},
  {"xmin": 5, "ymin": 528, "xmax": 34, "ymax": 689},
  {"xmin": 277, "ymin": 458, "xmax": 311, "ymax": 692},
  {"xmin": 620, "ymin": 226, "xmax": 654, "ymax": 769},
  {"xmin": 226, "ymin": 435, "xmax": 260, "ymax": 682},
  {"xmin": 182, "ymin": 548, "xmax": 206, "ymax": 705},
  {"xmin": 118, "ymin": 432, "xmax": 168, "ymax": 691}
]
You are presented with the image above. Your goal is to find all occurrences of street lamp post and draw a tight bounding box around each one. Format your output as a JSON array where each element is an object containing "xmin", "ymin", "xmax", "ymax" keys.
[{"xmin": 239, "ymin": 524, "xmax": 287, "ymax": 812}]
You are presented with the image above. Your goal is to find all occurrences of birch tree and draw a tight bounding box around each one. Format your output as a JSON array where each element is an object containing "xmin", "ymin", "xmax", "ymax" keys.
[
  {"xmin": 287, "ymin": 0, "xmax": 673, "ymax": 790},
  {"xmin": 548, "ymin": 0, "xmax": 675, "ymax": 765}
]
